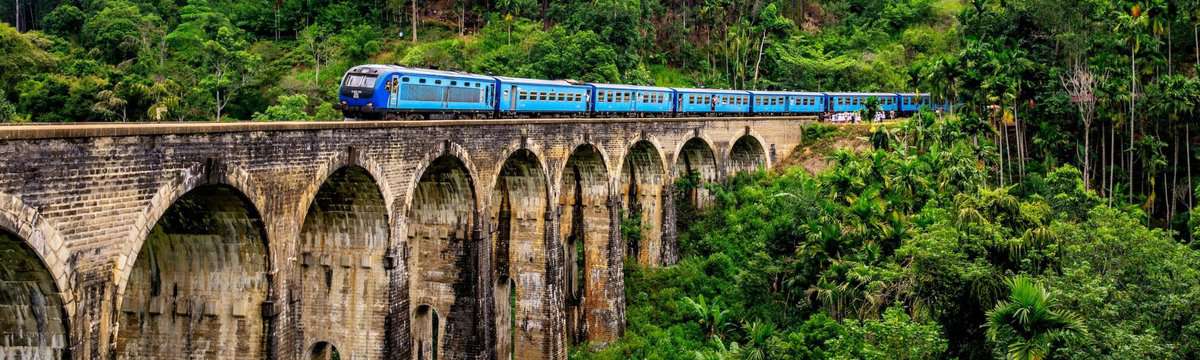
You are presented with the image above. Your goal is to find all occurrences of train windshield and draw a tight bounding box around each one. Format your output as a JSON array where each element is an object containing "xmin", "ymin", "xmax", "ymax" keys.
[{"xmin": 343, "ymin": 74, "xmax": 377, "ymax": 88}]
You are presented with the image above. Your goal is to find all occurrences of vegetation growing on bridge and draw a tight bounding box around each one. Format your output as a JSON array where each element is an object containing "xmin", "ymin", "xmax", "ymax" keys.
[{"xmin": 579, "ymin": 110, "xmax": 1200, "ymax": 359}]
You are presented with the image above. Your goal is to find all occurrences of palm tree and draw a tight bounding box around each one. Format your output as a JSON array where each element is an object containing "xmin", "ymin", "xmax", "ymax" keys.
[
  {"xmin": 682, "ymin": 295, "xmax": 732, "ymax": 339},
  {"xmin": 985, "ymin": 276, "xmax": 1087, "ymax": 360}
]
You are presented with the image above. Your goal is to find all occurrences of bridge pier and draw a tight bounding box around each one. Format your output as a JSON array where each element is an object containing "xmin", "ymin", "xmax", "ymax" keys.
[{"xmin": 0, "ymin": 117, "xmax": 806, "ymax": 359}]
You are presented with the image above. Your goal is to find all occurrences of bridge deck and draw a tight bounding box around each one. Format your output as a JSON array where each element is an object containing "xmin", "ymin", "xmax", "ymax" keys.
[{"xmin": 0, "ymin": 116, "xmax": 817, "ymax": 140}]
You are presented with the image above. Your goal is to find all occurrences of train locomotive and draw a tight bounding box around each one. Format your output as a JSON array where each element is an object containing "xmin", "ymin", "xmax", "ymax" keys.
[{"xmin": 338, "ymin": 64, "xmax": 945, "ymax": 120}]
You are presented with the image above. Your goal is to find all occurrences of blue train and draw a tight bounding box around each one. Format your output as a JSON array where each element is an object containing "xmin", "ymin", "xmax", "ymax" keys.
[{"xmin": 338, "ymin": 65, "xmax": 946, "ymax": 120}]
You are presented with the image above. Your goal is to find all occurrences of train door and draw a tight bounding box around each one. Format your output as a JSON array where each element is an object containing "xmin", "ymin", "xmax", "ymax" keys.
[
  {"xmin": 509, "ymin": 85, "xmax": 518, "ymax": 111},
  {"xmin": 632, "ymin": 91, "xmax": 639, "ymax": 113},
  {"xmin": 387, "ymin": 75, "xmax": 400, "ymax": 108},
  {"xmin": 441, "ymin": 79, "xmax": 450, "ymax": 110}
]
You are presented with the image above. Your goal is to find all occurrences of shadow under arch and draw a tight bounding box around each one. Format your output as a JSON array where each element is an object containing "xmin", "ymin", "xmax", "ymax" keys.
[
  {"xmin": 0, "ymin": 228, "xmax": 71, "ymax": 359},
  {"xmin": 115, "ymin": 183, "xmax": 272, "ymax": 358},
  {"xmin": 727, "ymin": 133, "xmax": 769, "ymax": 175},
  {"xmin": 618, "ymin": 140, "xmax": 667, "ymax": 267},
  {"xmin": 489, "ymin": 148, "xmax": 552, "ymax": 360},
  {"xmin": 673, "ymin": 136, "xmax": 720, "ymax": 209},
  {"xmin": 297, "ymin": 165, "xmax": 390, "ymax": 359},
  {"xmin": 309, "ymin": 341, "xmax": 341, "ymax": 360},
  {"xmin": 412, "ymin": 304, "xmax": 442, "ymax": 360},
  {"xmin": 405, "ymin": 153, "xmax": 480, "ymax": 360},
  {"xmin": 558, "ymin": 143, "xmax": 619, "ymax": 344}
]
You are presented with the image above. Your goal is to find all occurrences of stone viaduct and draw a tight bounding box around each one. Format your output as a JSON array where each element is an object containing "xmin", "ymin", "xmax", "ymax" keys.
[{"xmin": 0, "ymin": 117, "xmax": 806, "ymax": 360}]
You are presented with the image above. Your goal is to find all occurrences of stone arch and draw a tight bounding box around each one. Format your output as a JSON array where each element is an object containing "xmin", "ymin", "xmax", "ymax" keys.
[
  {"xmin": 727, "ymin": 132, "xmax": 770, "ymax": 175},
  {"xmin": 0, "ymin": 192, "xmax": 74, "ymax": 314},
  {"xmin": 487, "ymin": 141, "xmax": 552, "ymax": 201},
  {"xmin": 309, "ymin": 341, "xmax": 341, "ymax": 360},
  {"xmin": 405, "ymin": 153, "xmax": 478, "ymax": 360},
  {"xmin": 0, "ymin": 227, "xmax": 71, "ymax": 358},
  {"xmin": 115, "ymin": 160, "xmax": 270, "ymax": 296},
  {"xmin": 550, "ymin": 138, "xmax": 614, "ymax": 199},
  {"xmin": 557, "ymin": 143, "xmax": 616, "ymax": 344},
  {"xmin": 618, "ymin": 140, "xmax": 667, "ymax": 267},
  {"xmin": 401, "ymin": 141, "xmax": 483, "ymax": 216},
  {"xmin": 296, "ymin": 149, "xmax": 395, "ymax": 231},
  {"xmin": 412, "ymin": 304, "xmax": 442, "ymax": 360},
  {"xmin": 489, "ymin": 148, "xmax": 551, "ymax": 360},
  {"xmin": 115, "ymin": 183, "xmax": 272, "ymax": 358},
  {"xmin": 673, "ymin": 137, "xmax": 720, "ymax": 209},
  {"xmin": 297, "ymin": 165, "xmax": 390, "ymax": 359}
]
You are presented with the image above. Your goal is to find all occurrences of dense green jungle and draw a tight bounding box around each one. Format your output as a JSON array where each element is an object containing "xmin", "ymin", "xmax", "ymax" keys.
[{"xmin": 5, "ymin": 0, "xmax": 1200, "ymax": 359}]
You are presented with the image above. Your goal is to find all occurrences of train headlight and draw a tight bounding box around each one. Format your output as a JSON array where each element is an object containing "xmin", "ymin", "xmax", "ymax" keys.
[{"xmin": 366, "ymin": 102, "xmax": 374, "ymax": 110}]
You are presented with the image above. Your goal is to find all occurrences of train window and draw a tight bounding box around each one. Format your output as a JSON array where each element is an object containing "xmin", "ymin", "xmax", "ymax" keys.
[
  {"xmin": 402, "ymin": 77, "xmax": 410, "ymax": 82},
  {"xmin": 519, "ymin": 91, "xmax": 527, "ymax": 100},
  {"xmin": 435, "ymin": 80, "xmax": 442, "ymax": 85},
  {"xmin": 451, "ymin": 81, "xmax": 457, "ymax": 86},
  {"xmin": 624, "ymin": 93, "xmax": 631, "ymax": 102},
  {"xmin": 419, "ymin": 78, "xmax": 427, "ymax": 84},
  {"xmin": 558, "ymin": 93, "xmax": 566, "ymax": 101}
]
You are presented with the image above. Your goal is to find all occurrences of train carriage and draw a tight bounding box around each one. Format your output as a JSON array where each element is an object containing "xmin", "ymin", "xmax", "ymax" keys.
[
  {"xmin": 788, "ymin": 92, "xmax": 826, "ymax": 114},
  {"xmin": 339, "ymin": 65, "xmax": 496, "ymax": 119},
  {"xmin": 748, "ymin": 91, "xmax": 792, "ymax": 115},
  {"xmin": 495, "ymin": 76, "xmax": 590, "ymax": 116},
  {"xmin": 587, "ymin": 83, "xmax": 674, "ymax": 116},
  {"xmin": 898, "ymin": 93, "xmax": 934, "ymax": 114},
  {"xmin": 673, "ymin": 88, "xmax": 751, "ymax": 115},
  {"xmin": 824, "ymin": 92, "xmax": 900, "ymax": 114}
]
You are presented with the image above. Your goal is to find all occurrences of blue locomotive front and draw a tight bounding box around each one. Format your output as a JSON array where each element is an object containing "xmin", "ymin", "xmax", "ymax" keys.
[{"xmin": 339, "ymin": 65, "xmax": 497, "ymax": 119}]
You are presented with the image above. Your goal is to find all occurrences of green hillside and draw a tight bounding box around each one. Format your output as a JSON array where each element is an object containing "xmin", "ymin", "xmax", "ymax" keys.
[{"xmin": 0, "ymin": 0, "xmax": 957, "ymax": 122}]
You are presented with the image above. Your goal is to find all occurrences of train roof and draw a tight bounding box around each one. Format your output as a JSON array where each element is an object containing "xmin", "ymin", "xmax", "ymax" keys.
[
  {"xmin": 347, "ymin": 65, "xmax": 495, "ymax": 81},
  {"xmin": 494, "ymin": 76, "xmax": 589, "ymax": 88},
  {"xmin": 895, "ymin": 92, "xmax": 931, "ymax": 96},
  {"xmin": 671, "ymin": 88, "xmax": 752, "ymax": 95},
  {"xmin": 825, "ymin": 92, "xmax": 900, "ymax": 97},
  {"xmin": 586, "ymin": 83, "xmax": 674, "ymax": 92},
  {"xmin": 748, "ymin": 90, "xmax": 825, "ymax": 96}
]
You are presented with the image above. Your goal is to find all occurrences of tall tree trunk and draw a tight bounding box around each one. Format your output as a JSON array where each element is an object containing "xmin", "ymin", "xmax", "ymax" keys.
[
  {"xmin": 1131, "ymin": 44, "xmax": 1137, "ymax": 203},
  {"xmin": 1111, "ymin": 119, "xmax": 1117, "ymax": 203},
  {"xmin": 997, "ymin": 115, "xmax": 1006, "ymax": 187},
  {"xmin": 541, "ymin": 0, "xmax": 549, "ymax": 30},
  {"xmin": 1101, "ymin": 121, "xmax": 1108, "ymax": 197},
  {"xmin": 13, "ymin": 0, "xmax": 20, "ymax": 32},
  {"xmin": 1016, "ymin": 101, "xmax": 1026, "ymax": 178},
  {"xmin": 1084, "ymin": 118, "xmax": 1091, "ymax": 190},
  {"xmin": 1188, "ymin": 122, "xmax": 1193, "ymax": 213},
  {"xmin": 752, "ymin": 29, "xmax": 766, "ymax": 90},
  {"xmin": 1169, "ymin": 23, "xmax": 1174, "ymax": 74},
  {"xmin": 460, "ymin": 2, "xmax": 466, "ymax": 36},
  {"xmin": 412, "ymin": 0, "xmax": 418, "ymax": 43},
  {"xmin": 1105, "ymin": 121, "xmax": 1110, "ymax": 198},
  {"xmin": 1172, "ymin": 129, "xmax": 1179, "ymax": 221}
]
